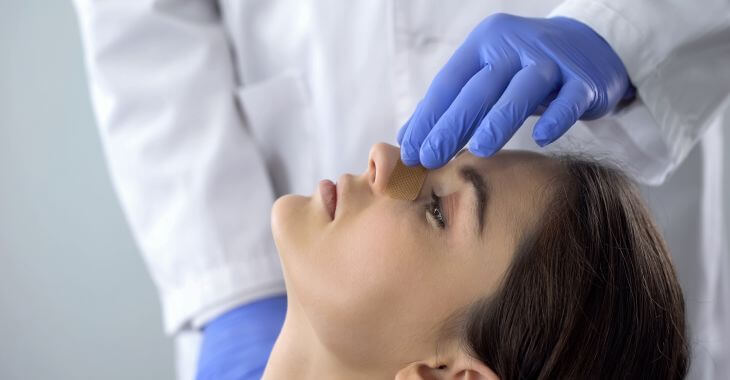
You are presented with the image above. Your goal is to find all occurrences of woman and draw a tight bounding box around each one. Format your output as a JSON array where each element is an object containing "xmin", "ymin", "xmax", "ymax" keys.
[{"xmin": 263, "ymin": 143, "xmax": 688, "ymax": 379}]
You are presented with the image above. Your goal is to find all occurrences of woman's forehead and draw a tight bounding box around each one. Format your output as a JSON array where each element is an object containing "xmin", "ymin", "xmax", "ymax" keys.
[{"xmin": 445, "ymin": 149, "xmax": 552, "ymax": 175}]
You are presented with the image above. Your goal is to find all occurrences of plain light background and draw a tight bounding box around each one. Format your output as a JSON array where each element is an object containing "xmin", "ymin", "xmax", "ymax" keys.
[
  {"xmin": 1, "ymin": 1, "xmax": 729, "ymax": 380},
  {"xmin": 0, "ymin": 1, "xmax": 174, "ymax": 380}
]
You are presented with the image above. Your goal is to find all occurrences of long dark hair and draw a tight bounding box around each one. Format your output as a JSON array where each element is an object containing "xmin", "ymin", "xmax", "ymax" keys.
[{"xmin": 462, "ymin": 156, "xmax": 688, "ymax": 379}]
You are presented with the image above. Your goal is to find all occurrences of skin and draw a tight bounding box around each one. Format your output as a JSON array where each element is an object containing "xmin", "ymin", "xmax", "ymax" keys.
[{"xmin": 264, "ymin": 143, "xmax": 558, "ymax": 379}]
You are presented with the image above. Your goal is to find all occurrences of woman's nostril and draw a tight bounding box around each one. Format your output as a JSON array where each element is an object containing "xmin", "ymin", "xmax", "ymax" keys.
[
  {"xmin": 368, "ymin": 159, "xmax": 376, "ymax": 185},
  {"xmin": 367, "ymin": 143, "xmax": 400, "ymax": 192}
]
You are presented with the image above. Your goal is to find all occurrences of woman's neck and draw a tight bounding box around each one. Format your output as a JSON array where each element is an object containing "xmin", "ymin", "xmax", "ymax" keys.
[{"xmin": 262, "ymin": 302, "xmax": 396, "ymax": 380}]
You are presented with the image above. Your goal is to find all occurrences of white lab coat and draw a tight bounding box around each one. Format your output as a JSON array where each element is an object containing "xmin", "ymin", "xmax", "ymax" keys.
[{"xmin": 73, "ymin": 0, "xmax": 729, "ymax": 379}]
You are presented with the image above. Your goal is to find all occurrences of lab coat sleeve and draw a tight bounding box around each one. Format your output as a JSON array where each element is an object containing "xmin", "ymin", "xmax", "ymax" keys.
[
  {"xmin": 549, "ymin": 0, "xmax": 730, "ymax": 185},
  {"xmin": 72, "ymin": 0, "xmax": 286, "ymax": 333}
]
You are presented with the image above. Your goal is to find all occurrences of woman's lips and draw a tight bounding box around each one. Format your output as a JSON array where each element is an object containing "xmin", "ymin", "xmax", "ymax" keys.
[{"xmin": 319, "ymin": 179, "xmax": 337, "ymax": 220}]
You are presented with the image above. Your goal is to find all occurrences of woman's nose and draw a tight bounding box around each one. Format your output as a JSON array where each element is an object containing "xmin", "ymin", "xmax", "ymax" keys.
[{"xmin": 366, "ymin": 143, "xmax": 400, "ymax": 195}]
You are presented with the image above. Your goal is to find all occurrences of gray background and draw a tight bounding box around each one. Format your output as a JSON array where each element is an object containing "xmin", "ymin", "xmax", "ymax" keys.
[
  {"xmin": 0, "ymin": 1, "xmax": 174, "ymax": 380},
  {"xmin": 1, "ymin": 1, "xmax": 729, "ymax": 380}
]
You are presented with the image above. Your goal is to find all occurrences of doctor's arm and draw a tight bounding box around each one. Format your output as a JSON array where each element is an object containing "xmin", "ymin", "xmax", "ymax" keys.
[
  {"xmin": 72, "ymin": 0, "xmax": 286, "ymax": 376},
  {"xmin": 399, "ymin": 0, "xmax": 730, "ymax": 185}
]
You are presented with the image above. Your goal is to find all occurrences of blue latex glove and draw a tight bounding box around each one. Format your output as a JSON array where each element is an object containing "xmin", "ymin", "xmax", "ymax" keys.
[
  {"xmin": 397, "ymin": 14, "xmax": 634, "ymax": 168},
  {"xmin": 196, "ymin": 295, "xmax": 287, "ymax": 380}
]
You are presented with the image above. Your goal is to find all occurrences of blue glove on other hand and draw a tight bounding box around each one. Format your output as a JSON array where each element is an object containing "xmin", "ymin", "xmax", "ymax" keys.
[
  {"xmin": 196, "ymin": 295, "xmax": 287, "ymax": 380},
  {"xmin": 397, "ymin": 14, "xmax": 634, "ymax": 168}
]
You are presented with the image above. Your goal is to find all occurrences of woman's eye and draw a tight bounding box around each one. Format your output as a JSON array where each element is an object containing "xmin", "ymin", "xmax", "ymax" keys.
[{"xmin": 426, "ymin": 190, "xmax": 447, "ymax": 229}]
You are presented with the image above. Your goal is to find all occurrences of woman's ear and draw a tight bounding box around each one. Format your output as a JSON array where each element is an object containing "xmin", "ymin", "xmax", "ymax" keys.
[
  {"xmin": 394, "ymin": 351, "xmax": 499, "ymax": 380},
  {"xmin": 447, "ymin": 350, "xmax": 500, "ymax": 380}
]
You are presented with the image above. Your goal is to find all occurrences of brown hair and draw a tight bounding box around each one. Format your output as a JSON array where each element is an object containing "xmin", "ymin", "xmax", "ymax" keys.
[{"xmin": 461, "ymin": 156, "xmax": 688, "ymax": 379}]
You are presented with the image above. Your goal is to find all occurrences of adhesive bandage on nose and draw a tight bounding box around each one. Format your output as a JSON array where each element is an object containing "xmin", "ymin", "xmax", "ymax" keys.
[{"xmin": 385, "ymin": 159, "xmax": 428, "ymax": 201}]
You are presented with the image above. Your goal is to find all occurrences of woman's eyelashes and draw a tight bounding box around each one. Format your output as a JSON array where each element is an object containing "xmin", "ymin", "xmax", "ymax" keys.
[{"xmin": 426, "ymin": 189, "xmax": 447, "ymax": 229}]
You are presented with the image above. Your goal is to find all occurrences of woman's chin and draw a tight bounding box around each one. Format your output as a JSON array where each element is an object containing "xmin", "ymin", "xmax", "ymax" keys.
[
  {"xmin": 272, "ymin": 194, "xmax": 303, "ymax": 250},
  {"xmin": 271, "ymin": 193, "xmax": 325, "ymax": 258}
]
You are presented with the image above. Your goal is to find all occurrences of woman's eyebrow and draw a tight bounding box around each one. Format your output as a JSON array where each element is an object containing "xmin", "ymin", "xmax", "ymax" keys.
[{"xmin": 458, "ymin": 165, "xmax": 488, "ymax": 236}]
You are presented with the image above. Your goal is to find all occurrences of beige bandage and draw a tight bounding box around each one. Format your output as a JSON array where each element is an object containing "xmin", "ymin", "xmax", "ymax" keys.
[{"xmin": 385, "ymin": 159, "xmax": 428, "ymax": 201}]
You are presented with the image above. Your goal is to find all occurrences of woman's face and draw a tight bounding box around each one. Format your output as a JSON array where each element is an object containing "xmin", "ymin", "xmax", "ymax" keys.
[{"xmin": 271, "ymin": 143, "xmax": 557, "ymax": 367}]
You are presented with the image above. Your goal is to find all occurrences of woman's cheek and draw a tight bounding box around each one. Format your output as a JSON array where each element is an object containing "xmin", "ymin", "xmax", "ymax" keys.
[{"xmin": 341, "ymin": 216, "xmax": 427, "ymax": 302}]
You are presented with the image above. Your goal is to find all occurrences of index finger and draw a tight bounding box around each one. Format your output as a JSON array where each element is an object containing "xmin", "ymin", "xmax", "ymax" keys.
[{"xmin": 399, "ymin": 44, "xmax": 482, "ymax": 164}]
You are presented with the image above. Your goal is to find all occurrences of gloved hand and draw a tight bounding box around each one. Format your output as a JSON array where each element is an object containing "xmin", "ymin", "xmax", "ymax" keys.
[
  {"xmin": 397, "ymin": 14, "xmax": 634, "ymax": 168},
  {"xmin": 196, "ymin": 295, "xmax": 287, "ymax": 380}
]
